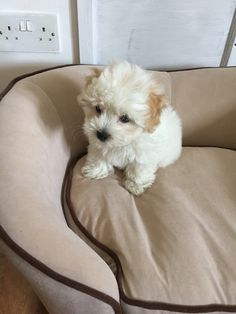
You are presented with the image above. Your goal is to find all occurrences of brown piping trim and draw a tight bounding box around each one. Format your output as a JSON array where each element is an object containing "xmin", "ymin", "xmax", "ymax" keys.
[
  {"xmin": 0, "ymin": 225, "xmax": 122, "ymax": 314},
  {"xmin": 65, "ymin": 148, "xmax": 236, "ymax": 313},
  {"xmin": 65, "ymin": 159, "xmax": 126, "ymax": 284},
  {"xmin": 1, "ymin": 63, "xmax": 236, "ymax": 101},
  {"xmin": 184, "ymin": 145, "xmax": 236, "ymax": 152},
  {"xmin": 61, "ymin": 157, "xmax": 79, "ymax": 225},
  {"xmin": 167, "ymin": 65, "xmax": 236, "ymax": 72},
  {"xmin": 0, "ymin": 63, "xmax": 81, "ymax": 101}
]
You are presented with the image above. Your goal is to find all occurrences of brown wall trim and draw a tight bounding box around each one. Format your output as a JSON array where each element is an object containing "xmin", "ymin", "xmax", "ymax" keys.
[
  {"xmin": 65, "ymin": 157, "xmax": 236, "ymax": 313},
  {"xmin": 0, "ymin": 225, "xmax": 122, "ymax": 314}
]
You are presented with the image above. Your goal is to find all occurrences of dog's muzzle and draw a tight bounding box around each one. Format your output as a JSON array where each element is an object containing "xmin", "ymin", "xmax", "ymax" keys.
[{"xmin": 96, "ymin": 130, "xmax": 110, "ymax": 142}]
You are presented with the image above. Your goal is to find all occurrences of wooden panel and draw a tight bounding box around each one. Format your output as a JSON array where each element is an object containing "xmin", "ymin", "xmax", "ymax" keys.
[
  {"xmin": 0, "ymin": 253, "xmax": 48, "ymax": 314},
  {"xmin": 79, "ymin": 0, "xmax": 236, "ymax": 69}
]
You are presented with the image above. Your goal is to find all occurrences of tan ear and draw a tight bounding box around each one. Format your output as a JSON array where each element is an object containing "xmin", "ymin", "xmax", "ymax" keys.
[
  {"xmin": 85, "ymin": 68, "xmax": 102, "ymax": 87},
  {"xmin": 145, "ymin": 92, "xmax": 166, "ymax": 133}
]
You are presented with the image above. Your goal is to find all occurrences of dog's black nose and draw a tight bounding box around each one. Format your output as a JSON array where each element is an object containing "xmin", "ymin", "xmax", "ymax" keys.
[{"xmin": 96, "ymin": 130, "xmax": 110, "ymax": 142}]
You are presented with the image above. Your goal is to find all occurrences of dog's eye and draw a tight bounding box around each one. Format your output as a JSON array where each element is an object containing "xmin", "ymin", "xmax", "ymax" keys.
[
  {"xmin": 119, "ymin": 114, "xmax": 130, "ymax": 123},
  {"xmin": 95, "ymin": 105, "xmax": 102, "ymax": 114}
]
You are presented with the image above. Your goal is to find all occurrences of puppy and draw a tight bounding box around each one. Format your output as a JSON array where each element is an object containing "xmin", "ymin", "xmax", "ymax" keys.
[{"xmin": 77, "ymin": 61, "xmax": 182, "ymax": 196}]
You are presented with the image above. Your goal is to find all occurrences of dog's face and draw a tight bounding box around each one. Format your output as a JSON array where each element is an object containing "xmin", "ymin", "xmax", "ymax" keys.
[{"xmin": 78, "ymin": 62, "xmax": 166, "ymax": 149}]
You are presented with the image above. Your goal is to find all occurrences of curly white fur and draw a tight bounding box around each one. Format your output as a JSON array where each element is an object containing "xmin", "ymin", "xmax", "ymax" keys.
[{"xmin": 78, "ymin": 61, "xmax": 182, "ymax": 196}]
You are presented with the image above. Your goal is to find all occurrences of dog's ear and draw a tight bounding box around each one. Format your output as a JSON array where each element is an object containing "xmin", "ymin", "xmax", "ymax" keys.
[
  {"xmin": 85, "ymin": 68, "xmax": 102, "ymax": 87},
  {"xmin": 145, "ymin": 92, "xmax": 167, "ymax": 133},
  {"xmin": 77, "ymin": 68, "xmax": 102, "ymax": 109}
]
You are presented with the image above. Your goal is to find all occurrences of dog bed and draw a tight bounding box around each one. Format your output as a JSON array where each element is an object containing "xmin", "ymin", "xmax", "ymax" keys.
[
  {"xmin": 1, "ymin": 65, "xmax": 236, "ymax": 314},
  {"xmin": 65, "ymin": 147, "xmax": 236, "ymax": 312}
]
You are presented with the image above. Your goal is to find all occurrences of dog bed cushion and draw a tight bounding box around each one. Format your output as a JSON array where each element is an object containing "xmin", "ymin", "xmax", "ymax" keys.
[{"xmin": 65, "ymin": 147, "xmax": 236, "ymax": 310}]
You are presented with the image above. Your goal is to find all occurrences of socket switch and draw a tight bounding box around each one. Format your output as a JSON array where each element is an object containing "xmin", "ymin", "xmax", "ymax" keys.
[{"xmin": 0, "ymin": 13, "xmax": 59, "ymax": 52}]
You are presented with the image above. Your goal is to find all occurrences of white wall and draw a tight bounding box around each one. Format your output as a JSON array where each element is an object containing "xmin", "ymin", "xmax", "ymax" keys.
[
  {"xmin": 78, "ymin": 0, "xmax": 236, "ymax": 70},
  {"xmin": 0, "ymin": 0, "xmax": 79, "ymax": 91}
]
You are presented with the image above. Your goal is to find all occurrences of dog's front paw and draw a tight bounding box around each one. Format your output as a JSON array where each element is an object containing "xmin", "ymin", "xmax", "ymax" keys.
[
  {"xmin": 124, "ymin": 179, "xmax": 146, "ymax": 196},
  {"xmin": 81, "ymin": 164, "xmax": 109, "ymax": 180}
]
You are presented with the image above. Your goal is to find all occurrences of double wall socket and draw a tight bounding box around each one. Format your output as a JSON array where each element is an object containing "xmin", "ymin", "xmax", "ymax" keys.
[{"xmin": 0, "ymin": 13, "xmax": 59, "ymax": 52}]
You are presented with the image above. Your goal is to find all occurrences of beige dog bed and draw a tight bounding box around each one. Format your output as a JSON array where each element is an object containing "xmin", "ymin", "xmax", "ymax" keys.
[{"xmin": 0, "ymin": 65, "xmax": 236, "ymax": 314}]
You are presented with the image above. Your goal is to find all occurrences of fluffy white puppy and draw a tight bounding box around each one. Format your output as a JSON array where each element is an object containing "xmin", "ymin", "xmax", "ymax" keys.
[{"xmin": 77, "ymin": 61, "xmax": 182, "ymax": 196}]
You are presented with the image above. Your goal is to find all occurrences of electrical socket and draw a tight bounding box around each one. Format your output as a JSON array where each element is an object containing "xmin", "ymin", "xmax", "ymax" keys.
[{"xmin": 0, "ymin": 13, "xmax": 59, "ymax": 52}]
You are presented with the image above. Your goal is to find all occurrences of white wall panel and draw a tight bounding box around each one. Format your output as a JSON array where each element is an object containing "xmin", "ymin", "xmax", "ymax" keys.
[
  {"xmin": 78, "ymin": 0, "xmax": 236, "ymax": 69},
  {"xmin": 228, "ymin": 46, "xmax": 236, "ymax": 65}
]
